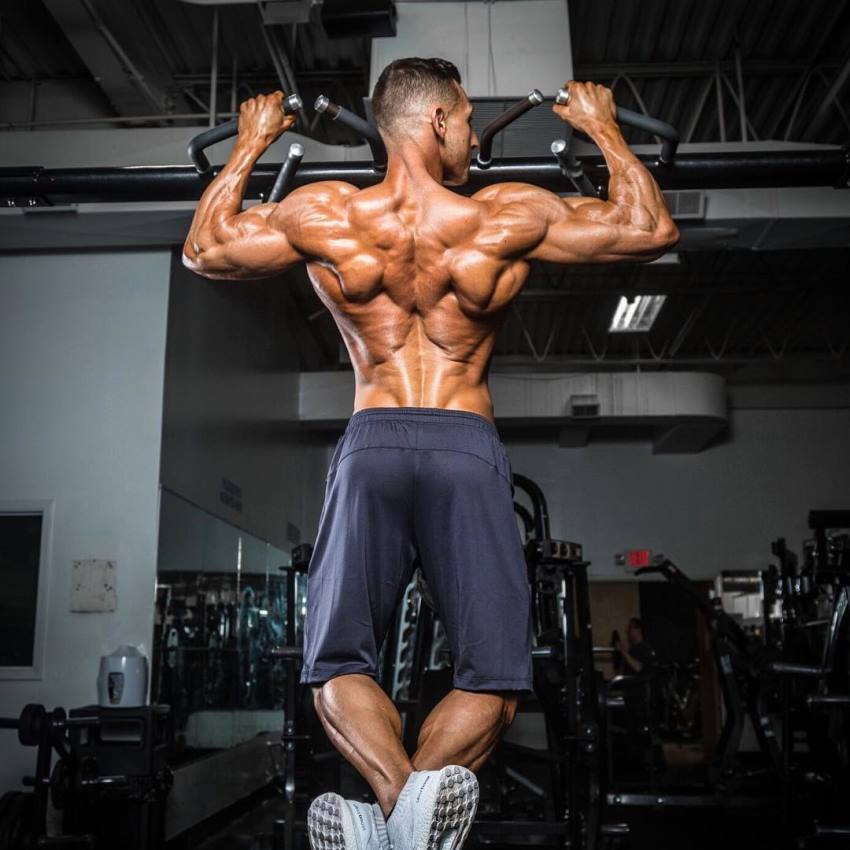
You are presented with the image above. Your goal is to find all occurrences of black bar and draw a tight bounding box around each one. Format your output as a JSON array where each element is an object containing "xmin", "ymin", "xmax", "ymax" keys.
[
  {"xmin": 770, "ymin": 662, "xmax": 824, "ymax": 677},
  {"xmin": 187, "ymin": 94, "xmax": 302, "ymax": 174},
  {"xmin": 607, "ymin": 792, "xmax": 776, "ymax": 809},
  {"xmin": 617, "ymin": 107, "xmax": 680, "ymax": 164},
  {"xmin": 268, "ymin": 143, "xmax": 304, "ymax": 203},
  {"xmin": 477, "ymin": 90, "xmax": 544, "ymax": 169},
  {"xmin": 512, "ymin": 474, "xmax": 551, "ymax": 540},
  {"xmin": 551, "ymin": 138, "xmax": 599, "ymax": 196},
  {"xmin": 2, "ymin": 149, "xmax": 847, "ymax": 205},
  {"xmin": 556, "ymin": 87, "xmax": 680, "ymax": 165},
  {"xmin": 808, "ymin": 694, "xmax": 850, "ymax": 707},
  {"xmin": 315, "ymin": 95, "xmax": 387, "ymax": 169},
  {"xmin": 809, "ymin": 510, "xmax": 850, "ymax": 529},
  {"xmin": 474, "ymin": 820, "xmax": 569, "ymax": 836},
  {"xmin": 815, "ymin": 825, "xmax": 850, "ymax": 836}
]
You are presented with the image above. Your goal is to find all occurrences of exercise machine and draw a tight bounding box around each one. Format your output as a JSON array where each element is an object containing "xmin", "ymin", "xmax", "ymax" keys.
[{"xmin": 3, "ymin": 84, "xmax": 847, "ymax": 207}]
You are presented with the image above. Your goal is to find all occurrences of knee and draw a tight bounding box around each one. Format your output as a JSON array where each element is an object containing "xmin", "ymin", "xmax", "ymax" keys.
[
  {"xmin": 483, "ymin": 693, "xmax": 518, "ymax": 735},
  {"xmin": 499, "ymin": 694, "xmax": 519, "ymax": 731},
  {"xmin": 311, "ymin": 685, "xmax": 325, "ymax": 717}
]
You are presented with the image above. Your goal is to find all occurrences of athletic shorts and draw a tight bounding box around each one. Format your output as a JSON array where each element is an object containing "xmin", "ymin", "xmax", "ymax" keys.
[{"xmin": 300, "ymin": 407, "xmax": 533, "ymax": 692}]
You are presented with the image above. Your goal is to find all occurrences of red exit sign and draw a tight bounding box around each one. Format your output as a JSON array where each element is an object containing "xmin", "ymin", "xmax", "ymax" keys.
[{"xmin": 626, "ymin": 549, "xmax": 652, "ymax": 569}]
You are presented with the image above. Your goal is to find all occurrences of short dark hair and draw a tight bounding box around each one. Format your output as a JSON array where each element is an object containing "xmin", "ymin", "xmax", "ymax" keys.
[
  {"xmin": 371, "ymin": 57, "xmax": 462, "ymax": 135},
  {"xmin": 628, "ymin": 617, "xmax": 644, "ymax": 632}
]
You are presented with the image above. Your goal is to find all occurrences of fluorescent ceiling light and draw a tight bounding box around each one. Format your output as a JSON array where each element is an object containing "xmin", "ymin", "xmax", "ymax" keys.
[{"xmin": 610, "ymin": 295, "xmax": 666, "ymax": 333}]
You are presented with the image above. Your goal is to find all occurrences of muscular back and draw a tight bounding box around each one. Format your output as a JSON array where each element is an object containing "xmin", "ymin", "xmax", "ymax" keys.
[
  {"xmin": 184, "ymin": 87, "xmax": 678, "ymax": 422},
  {"xmin": 295, "ymin": 180, "xmax": 530, "ymax": 418}
]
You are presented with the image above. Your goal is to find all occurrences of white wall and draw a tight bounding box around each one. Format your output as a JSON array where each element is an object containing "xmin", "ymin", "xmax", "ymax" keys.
[
  {"xmin": 505, "ymin": 405, "xmax": 850, "ymax": 579},
  {"xmin": 371, "ymin": 1, "xmax": 572, "ymax": 97},
  {"xmin": 0, "ymin": 250, "xmax": 170, "ymax": 792}
]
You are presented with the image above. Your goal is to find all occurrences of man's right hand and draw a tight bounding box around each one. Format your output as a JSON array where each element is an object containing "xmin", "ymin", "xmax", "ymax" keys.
[
  {"xmin": 237, "ymin": 91, "xmax": 296, "ymax": 146},
  {"xmin": 553, "ymin": 81, "xmax": 617, "ymax": 135}
]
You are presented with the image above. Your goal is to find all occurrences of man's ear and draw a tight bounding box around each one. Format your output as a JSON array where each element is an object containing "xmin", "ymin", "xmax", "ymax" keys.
[{"xmin": 432, "ymin": 107, "xmax": 448, "ymax": 141}]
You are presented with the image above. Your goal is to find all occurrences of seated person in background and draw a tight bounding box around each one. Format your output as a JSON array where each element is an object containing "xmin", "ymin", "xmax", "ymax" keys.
[{"xmin": 614, "ymin": 617, "xmax": 656, "ymax": 676}]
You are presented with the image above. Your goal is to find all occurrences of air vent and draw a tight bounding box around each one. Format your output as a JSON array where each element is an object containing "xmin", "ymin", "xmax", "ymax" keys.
[
  {"xmin": 663, "ymin": 190, "xmax": 706, "ymax": 220},
  {"xmin": 569, "ymin": 393, "xmax": 600, "ymax": 419}
]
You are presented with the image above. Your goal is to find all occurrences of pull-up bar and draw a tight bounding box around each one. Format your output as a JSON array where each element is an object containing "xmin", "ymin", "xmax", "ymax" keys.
[{"xmin": 1, "ymin": 87, "xmax": 847, "ymax": 207}]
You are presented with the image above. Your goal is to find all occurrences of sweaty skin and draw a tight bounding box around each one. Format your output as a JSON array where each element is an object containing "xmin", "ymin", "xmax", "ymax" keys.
[{"xmin": 184, "ymin": 82, "xmax": 679, "ymax": 421}]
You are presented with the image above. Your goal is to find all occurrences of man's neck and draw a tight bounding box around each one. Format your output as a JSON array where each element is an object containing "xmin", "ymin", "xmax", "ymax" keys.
[{"xmin": 382, "ymin": 142, "xmax": 445, "ymax": 195}]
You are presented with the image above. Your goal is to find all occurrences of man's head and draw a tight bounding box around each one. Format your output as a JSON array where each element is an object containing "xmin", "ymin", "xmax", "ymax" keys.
[
  {"xmin": 627, "ymin": 617, "xmax": 644, "ymax": 647},
  {"xmin": 371, "ymin": 57, "xmax": 478, "ymax": 185}
]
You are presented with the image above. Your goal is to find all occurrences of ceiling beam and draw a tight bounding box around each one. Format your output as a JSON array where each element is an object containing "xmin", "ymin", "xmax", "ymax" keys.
[
  {"xmin": 41, "ymin": 0, "xmax": 181, "ymax": 116},
  {"xmin": 575, "ymin": 59, "xmax": 843, "ymax": 79},
  {"xmin": 804, "ymin": 53, "xmax": 850, "ymax": 141}
]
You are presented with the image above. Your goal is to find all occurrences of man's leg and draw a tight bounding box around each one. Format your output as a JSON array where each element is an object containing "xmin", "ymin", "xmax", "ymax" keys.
[
  {"xmin": 411, "ymin": 689, "xmax": 518, "ymax": 772},
  {"xmin": 313, "ymin": 674, "xmax": 518, "ymax": 815},
  {"xmin": 312, "ymin": 674, "xmax": 413, "ymax": 816}
]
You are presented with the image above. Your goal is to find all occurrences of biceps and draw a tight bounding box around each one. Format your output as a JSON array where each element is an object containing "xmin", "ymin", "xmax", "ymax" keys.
[{"xmin": 528, "ymin": 206, "xmax": 668, "ymax": 265}]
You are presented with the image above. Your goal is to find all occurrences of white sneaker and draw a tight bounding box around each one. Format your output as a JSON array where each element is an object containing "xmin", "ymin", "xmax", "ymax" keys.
[
  {"xmin": 387, "ymin": 766, "xmax": 479, "ymax": 850},
  {"xmin": 308, "ymin": 793, "xmax": 390, "ymax": 850}
]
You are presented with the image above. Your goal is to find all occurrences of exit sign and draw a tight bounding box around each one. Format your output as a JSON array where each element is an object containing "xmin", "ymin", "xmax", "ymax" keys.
[{"xmin": 626, "ymin": 549, "xmax": 652, "ymax": 569}]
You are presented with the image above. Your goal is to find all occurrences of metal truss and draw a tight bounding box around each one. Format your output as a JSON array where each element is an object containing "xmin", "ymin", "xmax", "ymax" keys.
[{"xmin": 578, "ymin": 49, "xmax": 850, "ymax": 145}]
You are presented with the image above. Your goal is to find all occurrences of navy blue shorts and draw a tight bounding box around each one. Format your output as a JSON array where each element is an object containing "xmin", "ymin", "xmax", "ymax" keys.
[{"xmin": 301, "ymin": 407, "xmax": 533, "ymax": 692}]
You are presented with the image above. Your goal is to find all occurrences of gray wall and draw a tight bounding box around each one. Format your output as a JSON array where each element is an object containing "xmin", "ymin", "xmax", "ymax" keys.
[
  {"xmin": 505, "ymin": 404, "xmax": 850, "ymax": 579},
  {"xmin": 160, "ymin": 255, "xmax": 327, "ymax": 552},
  {"xmin": 0, "ymin": 250, "xmax": 170, "ymax": 793}
]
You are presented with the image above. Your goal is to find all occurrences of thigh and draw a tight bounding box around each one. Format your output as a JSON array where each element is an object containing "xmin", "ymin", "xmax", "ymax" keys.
[
  {"xmin": 301, "ymin": 446, "xmax": 417, "ymax": 684},
  {"xmin": 413, "ymin": 444, "xmax": 532, "ymax": 691}
]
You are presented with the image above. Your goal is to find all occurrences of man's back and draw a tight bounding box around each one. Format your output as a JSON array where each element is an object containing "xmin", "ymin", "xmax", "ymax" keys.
[
  {"xmin": 299, "ymin": 180, "xmax": 528, "ymax": 418},
  {"xmin": 183, "ymin": 79, "xmax": 678, "ymax": 422}
]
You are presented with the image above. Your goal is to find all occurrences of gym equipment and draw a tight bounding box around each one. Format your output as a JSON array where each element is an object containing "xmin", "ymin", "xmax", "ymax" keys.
[
  {"xmin": 269, "ymin": 143, "xmax": 305, "ymax": 203},
  {"xmin": 623, "ymin": 555, "xmax": 785, "ymax": 788},
  {"xmin": 761, "ymin": 512, "xmax": 850, "ymax": 844},
  {"xmin": 655, "ymin": 660, "xmax": 702, "ymax": 741},
  {"xmin": 266, "ymin": 543, "xmax": 314, "ymax": 850},
  {"xmin": 552, "ymin": 86, "xmax": 680, "ymax": 197},
  {"xmin": 0, "ymin": 703, "xmax": 171, "ymax": 850},
  {"xmin": 314, "ymin": 95, "xmax": 387, "ymax": 170},
  {"xmin": 187, "ymin": 93, "xmax": 302, "ymax": 174},
  {"xmin": 4, "ymin": 86, "xmax": 847, "ymax": 206},
  {"xmin": 391, "ymin": 471, "xmax": 624, "ymax": 850},
  {"xmin": 476, "ymin": 89, "xmax": 544, "ymax": 169},
  {"xmin": 186, "ymin": 93, "xmax": 305, "ymax": 205},
  {"xmin": 4, "ymin": 149, "xmax": 844, "ymax": 207},
  {"xmin": 555, "ymin": 87, "xmax": 680, "ymax": 166}
]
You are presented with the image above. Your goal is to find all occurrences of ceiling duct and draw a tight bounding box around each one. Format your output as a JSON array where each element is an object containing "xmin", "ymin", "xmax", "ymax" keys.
[
  {"xmin": 322, "ymin": 0, "xmax": 397, "ymax": 38},
  {"xmin": 259, "ymin": 1, "xmax": 323, "ymax": 25},
  {"xmin": 183, "ymin": 0, "xmax": 397, "ymax": 37}
]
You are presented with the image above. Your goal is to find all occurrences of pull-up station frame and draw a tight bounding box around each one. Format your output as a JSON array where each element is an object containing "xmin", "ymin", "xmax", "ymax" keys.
[{"xmin": 1, "ymin": 89, "xmax": 847, "ymax": 207}]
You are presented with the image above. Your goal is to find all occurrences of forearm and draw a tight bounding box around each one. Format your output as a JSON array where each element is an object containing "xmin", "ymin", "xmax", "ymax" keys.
[
  {"xmin": 185, "ymin": 136, "xmax": 268, "ymax": 258},
  {"xmin": 586, "ymin": 121, "xmax": 674, "ymax": 236}
]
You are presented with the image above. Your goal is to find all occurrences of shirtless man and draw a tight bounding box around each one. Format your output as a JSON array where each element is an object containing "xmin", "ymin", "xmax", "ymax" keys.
[{"xmin": 184, "ymin": 57, "xmax": 678, "ymax": 850}]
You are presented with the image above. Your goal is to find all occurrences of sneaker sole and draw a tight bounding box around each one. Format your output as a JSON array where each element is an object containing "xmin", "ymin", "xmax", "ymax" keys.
[
  {"xmin": 308, "ymin": 793, "xmax": 361, "ymax": 850},
  {"xmin": 416, "ymin": 766, "xmax": 479, "ymax": 850}
]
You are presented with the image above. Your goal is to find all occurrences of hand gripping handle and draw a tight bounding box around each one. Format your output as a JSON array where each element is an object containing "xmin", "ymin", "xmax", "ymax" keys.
[{"xmin": 188, "ymin": 93, "xmax": 303, "ymax": 174}]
